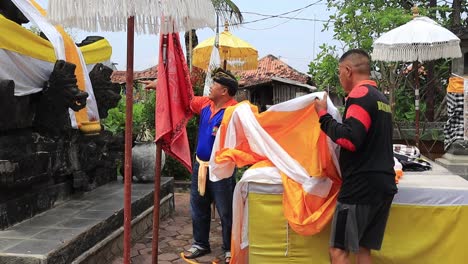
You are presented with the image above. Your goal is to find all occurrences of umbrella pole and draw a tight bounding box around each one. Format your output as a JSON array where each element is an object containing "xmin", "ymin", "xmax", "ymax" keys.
[
  {"xmin": 152, "ymin": 143, "xmax": 162, "ymax": 264},
  {"xmin": 123, "ymin": 16, "xmax": 135, "ymax": 264},
  {"xmin": 414, "ymin": 60, "xmax": 420, "ymax": 148}
]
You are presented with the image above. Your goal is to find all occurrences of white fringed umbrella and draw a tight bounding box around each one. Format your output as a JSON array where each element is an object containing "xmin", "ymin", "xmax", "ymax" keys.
[
  {"xmin": 47, "ymin": 0, "xmax": 215, "ymax": 34},
  {"xmin": 372, "ymin": 16, "xmax": 461, "ymax": 62},
  {"xmin": 47, "ymin": 1, "xmax": 215, "ymax": 264},
  {"xmin": 372, "ymin": 6, "xmax": 461, "ymax": 146}
]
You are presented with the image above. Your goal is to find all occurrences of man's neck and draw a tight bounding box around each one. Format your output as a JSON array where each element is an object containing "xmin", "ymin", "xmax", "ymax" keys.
[
  {"xmin": 351, "ymin": 75, "xmax": 371, "ymax": 88},
  {"xmin": 214, "ymin": 97, "xmax": 231, "ymax": 110}
]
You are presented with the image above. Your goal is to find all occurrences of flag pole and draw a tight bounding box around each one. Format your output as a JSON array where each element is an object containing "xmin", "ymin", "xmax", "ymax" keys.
[
  {"xmin": 151, "ymin": 143, "xmax": 162, "ymax": 264},
  {"xmin": 123, "ymin": 16, "xmax": 135, "ymax": 264},
  {"xmin": 151, "ymin": 33, "xmax": 168, "ymax": 264}
]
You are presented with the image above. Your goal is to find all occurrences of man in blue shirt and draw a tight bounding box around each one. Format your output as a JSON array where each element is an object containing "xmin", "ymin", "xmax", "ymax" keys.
[
  {"xmin": 183, "ymin": 68, "xmax": 238, "ymax": 263},
  {"xmin": 143, "ymin": 68, "xmax": 237, "ymax": 263}
]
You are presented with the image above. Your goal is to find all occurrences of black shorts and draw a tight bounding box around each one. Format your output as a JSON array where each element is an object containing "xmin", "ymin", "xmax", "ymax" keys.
[{"xmin": 329, "ymin": 196, "xmax": 394, "ymax": 252}]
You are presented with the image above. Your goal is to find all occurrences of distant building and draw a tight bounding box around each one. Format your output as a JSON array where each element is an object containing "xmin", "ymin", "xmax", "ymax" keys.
[
  {"xmin": 110, "ymin": 65, "xmax": 157, "ymax": 84},
  {"xmin": 234, "ymin": 54, "xmax": 316, "ymax": 110}
]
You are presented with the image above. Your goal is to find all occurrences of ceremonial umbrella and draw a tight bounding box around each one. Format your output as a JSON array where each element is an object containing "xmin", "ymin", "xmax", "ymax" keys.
[
  {"xmin": 193, "ymin": 21, "xmax": 258, "ymax": 71},
  {"xmin": 47, "ymin": 1, "xmax": 215, "ymax": 263},
  {"xmin": 372, "ymin": 6, "xmax": 461, "ymax": 146}
]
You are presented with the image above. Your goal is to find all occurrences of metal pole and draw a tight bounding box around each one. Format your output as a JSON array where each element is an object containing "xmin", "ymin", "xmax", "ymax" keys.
[
  {"xmin": 123, "ymin": 16, "xmax": 135, "ymax": 264},
  {"xmin": 313, "ymin": 13, "xmax": 316, "ymax": 59},
  {"xmin": 414, "ymin": 60, "xmax": 420, "ymax": 148},
  {"xmin": 152, "ymin": 144, "xmax": 163, "ymax": 264},
  {"xmin": 152, "ymin": 33, "xmax": 168, "ymax": 264},
  {"xmin": 189, "ymin": 30, "xmax": 193, "ymax": 73}
]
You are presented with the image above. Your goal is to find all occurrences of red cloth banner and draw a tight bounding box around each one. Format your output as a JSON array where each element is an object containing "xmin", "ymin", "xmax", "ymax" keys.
[{"xmin": 156, "ymin": 33, "xmax": 194, "ymax": 172}]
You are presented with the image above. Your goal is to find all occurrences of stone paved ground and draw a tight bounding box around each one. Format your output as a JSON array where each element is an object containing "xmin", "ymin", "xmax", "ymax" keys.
[{"xmin": 111, "ymin": 192, "xmax": 225, "ymax": 264}]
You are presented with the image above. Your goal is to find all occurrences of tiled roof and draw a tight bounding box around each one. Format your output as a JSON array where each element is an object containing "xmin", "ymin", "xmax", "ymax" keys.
[
  {"xmin": 234, "ymin": 54, "xmax": 311, "ymax": 87},
  {"xmin": 110, "ymin": 54, "xmax": 310, "ymax": 87},
  {"xmin": 111, "ymin": 65, "xmax": 158, "ymax": 84}
]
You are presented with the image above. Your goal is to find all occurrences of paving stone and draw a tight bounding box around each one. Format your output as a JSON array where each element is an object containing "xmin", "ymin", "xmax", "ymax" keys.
[
  {"xmin": 131, "ymin": 248, "xmax": 139, "ymax": 257},
  {"xmin": 158, "ymin": 253, "xmax": 179, "ymax": 261},
  {"xmin": 134, "ymin": 243, "xmax": 146, "ymax": 251},
  {"xmin": 167, "ymin": 239, "xmax": 188, "ymax": 247},
  {"xmin": 175, "ymin": 234, "xmax": 192, "ymax": 240},
  {"xmin": 0, "ymin": 238, "xmax": 23, "ymax": 251},
  {"xmin": 138, "ymin": 247, "xmax": 152, "ymax": 255},
  {"xmin": 3, "ymin": 239, "xmax": 62, "ymax": 255},
  {"xmin": 197, "ymin": 254, "xmax": 215, "ymax": 262},
  {"xmin": 0, "ymin": 226, "xmax": 45, "ymax": 239},
  {"xmin": 32, "ymin": 228, "xmax": 83, "ymax": 241},
  {"xmin": 57, "ymin": 218, "xmax": 101, "ymax": 229},
  {"xmin": 172, "ymin": 259, "xmax": 189, "ymax": 264},
  {"xmin": 157, "ymin": 241, "xmax": 168, "ymax": 249},
  {"xmin": 164, "ymin": 225, "xmax": 182, "ymax": 232},
  {"xmin": 131, "ymin": 254, "xmax": 152, "ymax": 264},
  {"xmin": 178, "ymin": 227, "xmax": 192, "ymax": 235},
  {"xmin": 159, "ymin": 229, "xmax": 178, "ymax": 237},
  {"xmin": 111, "ymin": 257, "xmax": 123, "ymax": 264}
]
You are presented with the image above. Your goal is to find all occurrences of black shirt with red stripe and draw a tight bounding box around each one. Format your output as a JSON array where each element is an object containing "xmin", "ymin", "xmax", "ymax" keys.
[{"xmin": 319, "ymin": 80, "xmax": 397, "ymax": 204}]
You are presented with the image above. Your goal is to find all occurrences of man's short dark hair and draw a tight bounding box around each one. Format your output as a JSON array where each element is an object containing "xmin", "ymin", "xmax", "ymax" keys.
[
  {"xmin": 212, "ymin": 68, "xmax": 238, "ymax": 97},
  {"xmin": 339, "ymin": 49, "xmax": 371, "ymax": 75},
  {"xmin": 339, "ymin": 49, "xmax": 370, "ymax": 62}
]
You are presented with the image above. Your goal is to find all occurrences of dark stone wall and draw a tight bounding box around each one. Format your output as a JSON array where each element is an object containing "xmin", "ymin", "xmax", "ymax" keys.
[{"xmin": 0, "ymin": 63, "xmax": 123, "ymax": 230}]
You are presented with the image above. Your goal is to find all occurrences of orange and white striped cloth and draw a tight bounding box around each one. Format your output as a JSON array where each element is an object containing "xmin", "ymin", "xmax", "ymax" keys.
[{"xmin": 209, "ymin": 92, "xmax": 342, "ymax": 263}]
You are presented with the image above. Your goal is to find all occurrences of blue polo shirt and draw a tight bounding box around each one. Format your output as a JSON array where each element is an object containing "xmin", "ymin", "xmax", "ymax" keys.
[{"xmin": 190, "ymin": 96, "xmax": 237, "ymax": 161}]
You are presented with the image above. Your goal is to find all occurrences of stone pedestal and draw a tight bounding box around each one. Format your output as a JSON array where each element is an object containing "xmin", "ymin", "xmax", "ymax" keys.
[
  {"xmin": 0, "ymin": 178, "xmax": 175, "ymax": 264},
  {"xmin": 435, "ymin": 153, "xmax": 468, "ymax": 180}
]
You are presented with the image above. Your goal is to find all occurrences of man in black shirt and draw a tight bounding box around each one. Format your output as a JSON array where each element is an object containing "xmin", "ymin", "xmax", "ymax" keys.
[{"xmin": 315, "ymin": 49, "xmax": 397, "ymax": 264}]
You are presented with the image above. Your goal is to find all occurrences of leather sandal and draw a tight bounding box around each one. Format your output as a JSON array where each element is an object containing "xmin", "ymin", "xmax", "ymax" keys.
[{"xmin": 183, "ymin": 246, "xmax": 211, "ymax": 259}]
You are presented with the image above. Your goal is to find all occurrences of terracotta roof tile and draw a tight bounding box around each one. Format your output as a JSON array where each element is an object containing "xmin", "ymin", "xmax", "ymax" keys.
[
  {"xmin": 234, "ymin": 54, "xmax": 310, "ymax": 87},
  {"xmin": 111, "ymin": 65, "xmax": 158, "ymax": 84}
]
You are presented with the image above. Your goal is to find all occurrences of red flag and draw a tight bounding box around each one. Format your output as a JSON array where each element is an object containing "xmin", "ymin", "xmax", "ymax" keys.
[{"xmin": 156, "ymin": 33, "xmax": 194, "ymax": 173}]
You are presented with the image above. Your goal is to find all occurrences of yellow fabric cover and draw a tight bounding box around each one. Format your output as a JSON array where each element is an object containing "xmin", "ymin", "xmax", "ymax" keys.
[
  {"xmin": 447, "ymin": 76, "xmax": 464, "ymax": 94},
  {"xmin": 249, "ymin": 192, "xmax": 468, "ymax": 263},
  {"xmin": 0, "ymin": 14, "xmax": 55, "ymax": 62},
  {"xmin": 0, "ymin": 15, "xmax": 111, "ymax": 64}
]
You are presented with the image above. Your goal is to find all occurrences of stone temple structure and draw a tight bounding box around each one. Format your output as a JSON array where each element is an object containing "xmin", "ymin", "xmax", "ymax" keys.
[{"xmin": 0, "ymin": 1, "xmax": 122, "ymax": 230}]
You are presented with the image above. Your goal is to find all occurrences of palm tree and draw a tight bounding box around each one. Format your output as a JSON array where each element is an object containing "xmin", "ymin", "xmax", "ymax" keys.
[{"xmin": 185, "ymin": 0, "xmax": 243, "ymax": 68}]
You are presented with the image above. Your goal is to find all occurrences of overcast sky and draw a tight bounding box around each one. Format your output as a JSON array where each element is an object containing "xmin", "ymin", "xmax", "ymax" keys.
[{"xmin": 36, "ymin": 0, "xmax": 337, "ymax": 74}]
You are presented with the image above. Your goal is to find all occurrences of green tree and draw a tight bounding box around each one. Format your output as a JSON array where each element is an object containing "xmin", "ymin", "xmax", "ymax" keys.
[
  {"xmin": 308, "ymin": 44, "xmax": 341, "ymax": 96},
  {"xmin": 310, "ymin": 0, "xmax": 464, "ymax": 123}
]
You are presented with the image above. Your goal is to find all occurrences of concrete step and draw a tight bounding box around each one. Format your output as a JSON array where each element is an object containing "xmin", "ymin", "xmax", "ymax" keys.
[{"xmin": 0, "ymin": 177, "xmax": 174, "ymax": 264}]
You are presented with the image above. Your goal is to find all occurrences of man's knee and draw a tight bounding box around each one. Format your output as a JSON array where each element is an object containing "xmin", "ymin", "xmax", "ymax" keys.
[{"xmin": 329, "ymin": 247, "xmax": 350, "ymax": 263}]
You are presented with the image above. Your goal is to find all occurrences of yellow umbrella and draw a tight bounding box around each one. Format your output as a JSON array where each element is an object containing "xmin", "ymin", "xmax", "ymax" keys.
[{"xmin": 193, "ymin": 22, "xmax": 258, "ymax": 71}]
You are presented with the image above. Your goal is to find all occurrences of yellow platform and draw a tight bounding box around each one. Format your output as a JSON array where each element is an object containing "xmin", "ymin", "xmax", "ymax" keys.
[{"xmin": 248, "ymin": 174, "xmax": 468, "ymax": 263}]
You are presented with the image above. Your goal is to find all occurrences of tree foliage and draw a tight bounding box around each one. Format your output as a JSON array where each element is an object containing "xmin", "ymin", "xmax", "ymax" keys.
[{"xmin": 309, "ymin": 0, "xmax": 465, "ymax": 123}]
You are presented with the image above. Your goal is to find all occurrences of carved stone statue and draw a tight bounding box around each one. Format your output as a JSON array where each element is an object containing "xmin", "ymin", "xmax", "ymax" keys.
[
  {"xmin": 89, "ymin": 62, "xmax": 121, "ymax": 119},
  {"xmin": 34, "ymin": 60, "xmax": 89, "ymax": 134}
]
